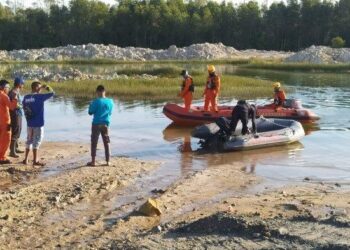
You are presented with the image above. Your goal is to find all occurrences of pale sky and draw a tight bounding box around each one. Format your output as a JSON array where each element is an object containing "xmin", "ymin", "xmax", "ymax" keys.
[{"xmin": 0, "ymin": 0, "xmax": 290, "ymax": 9}]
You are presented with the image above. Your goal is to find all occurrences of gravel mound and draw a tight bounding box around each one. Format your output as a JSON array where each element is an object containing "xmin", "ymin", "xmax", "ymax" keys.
[
  {"xmin": 0, "ymin": 43, "xmax": 290, "ymax": 62},
  {"xmin": 285, "ymin": 45, "xmax": 350, "ymax": 64},
  {"xmin": 13, "ymin": 67, "xmax": 156, "ymax": 82}
]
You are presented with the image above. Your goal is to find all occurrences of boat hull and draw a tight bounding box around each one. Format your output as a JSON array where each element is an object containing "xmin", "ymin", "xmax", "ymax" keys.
[
  {"xmin": 192, "ymin": 118, "xmax": 305, "ymax": 152},
  {"xmin": 163, "ymin": 102, "xmax": 319, "ymax": 126}
]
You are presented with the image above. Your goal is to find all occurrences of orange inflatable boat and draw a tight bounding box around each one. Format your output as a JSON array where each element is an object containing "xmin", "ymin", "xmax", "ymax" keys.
[{"xmin": 163, "ymin": 99, "xmax": 319, "ymax": 126}]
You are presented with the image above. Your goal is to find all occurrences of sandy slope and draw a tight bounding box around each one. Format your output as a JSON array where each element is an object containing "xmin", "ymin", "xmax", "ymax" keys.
[{"xmin": 0, "ymin": 142, "xmax": 349, "ymax": 249}]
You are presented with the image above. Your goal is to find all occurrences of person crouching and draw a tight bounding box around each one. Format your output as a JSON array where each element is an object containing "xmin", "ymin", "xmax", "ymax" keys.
[{"xmin": 230, "ymin": 100, "xmax": 257, "ymax": 136}]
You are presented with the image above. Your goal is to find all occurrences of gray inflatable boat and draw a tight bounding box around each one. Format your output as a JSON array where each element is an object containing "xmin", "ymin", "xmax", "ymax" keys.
[{"xmin": 192, "ymin": 117, "xmax": 305, "ymax": 151}]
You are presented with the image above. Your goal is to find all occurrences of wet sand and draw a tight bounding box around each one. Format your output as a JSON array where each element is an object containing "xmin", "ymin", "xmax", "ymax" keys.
[{"xmin": 0, "ymin": 142, "xmax": 349, "ymax": 249}]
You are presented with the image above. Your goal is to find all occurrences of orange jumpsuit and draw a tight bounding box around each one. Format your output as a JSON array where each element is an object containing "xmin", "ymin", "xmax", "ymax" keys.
[
  {"xmin": 180, "ymin": 76, "xmax": 193, "ymax": 111},
  {"xmin": 204, "ymin": 73, "xmax": 221, "ymax": 112},
  {"xmin": 0, "ymin": 91, "xmax": 17, "ymax": 161}
]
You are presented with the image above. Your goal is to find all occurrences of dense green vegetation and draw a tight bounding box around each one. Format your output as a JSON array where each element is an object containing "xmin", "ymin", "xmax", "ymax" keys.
[
  {"xmin": 33, "ymin": 75, "xmax": 273, "ymax": 100},
  {"xmin": 243, "ymin": 61, "xmax": 350, "ymax": 72},
  {"xmin": 1, "ymin": 0, "xmax": 350, "ymax": 51}
]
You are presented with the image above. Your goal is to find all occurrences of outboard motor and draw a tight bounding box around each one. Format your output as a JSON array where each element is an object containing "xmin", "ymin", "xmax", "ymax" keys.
[
  {"xmin": 215, "ymin": 117, "xmax": 231, "ymax": 137},
  {"xmin": 198, "ymin": 117, "xmax": 231, "ymax": 151},
  {"xmin": 284, "ymin": 99, "xmax": 303, "ymax": 109}
]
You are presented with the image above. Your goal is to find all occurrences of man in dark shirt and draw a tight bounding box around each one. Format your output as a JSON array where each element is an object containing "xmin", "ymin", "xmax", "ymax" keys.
[
  {"xmin": 8, "ymin": 77, "xmax": 25, "ymax": 158},
  {"xmin": 230, "ymin": 100, "xmax": 257, "ymax": 136}
]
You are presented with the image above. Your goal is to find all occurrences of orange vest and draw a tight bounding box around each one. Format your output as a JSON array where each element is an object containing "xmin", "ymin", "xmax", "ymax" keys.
[
  {"xmin": 180, "ymin": 76, "xmax": 193, "ymax": 97},
  {"xmin": 0, "ymin": 90, "xmax": 17, "ymax": 125},
  {"xmin": 274, "ymin": 89, "xmax": 286, "ymax": 106},
  {"xmin": 205, "ymin": 74, "xmax": 221, "ymax": 94}
]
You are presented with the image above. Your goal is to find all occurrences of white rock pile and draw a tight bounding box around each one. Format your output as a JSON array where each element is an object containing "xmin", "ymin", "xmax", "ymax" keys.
[
  {"xmin": 0, "ymin": 43, "xmax": 291, "ymax": 62},
  {"xmin": 14, "ymin": 67, "xmax": 157, "ymax": 82},
  {"xmin": 284, "ymin": 45, "xmax": 350, "ymax": 64}
]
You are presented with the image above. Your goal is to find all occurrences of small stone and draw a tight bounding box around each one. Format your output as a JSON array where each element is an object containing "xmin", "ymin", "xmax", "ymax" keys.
[
  {"xmin": 281, "ymin": 190, "xmax": 287, "ymax": 196},
  {"xmin": 1, "ymin": 214, "xmax": 9, "ymax": 220},
  {"xmin": 252, "ymin": 233, "xmax": 261, "ymax": 238},
  {"xmin": 156, "ymin": 226, "xmax": 162, "ymax": 232},
  {"xmin": 264, "ymin": 231, "xmax": 271, "ymax": 238},
  {"xmin": 278, "ymin": 227, "xmax": 289, "ymax": 235}
]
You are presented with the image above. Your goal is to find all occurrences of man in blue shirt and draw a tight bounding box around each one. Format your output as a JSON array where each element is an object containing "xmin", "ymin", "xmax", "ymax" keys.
[
  {"xmin": 22, "ymin": 81, "xmax": 54, "ymax": 166},
  {"xmin": 88, "ymin": 85, "xmax": 114, "ymax": 166}
]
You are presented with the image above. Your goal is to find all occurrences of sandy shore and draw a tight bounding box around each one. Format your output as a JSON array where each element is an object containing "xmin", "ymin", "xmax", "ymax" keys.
[{"xmin": 0, "ymin": 142, "xmax": 349, "ymax": 249}]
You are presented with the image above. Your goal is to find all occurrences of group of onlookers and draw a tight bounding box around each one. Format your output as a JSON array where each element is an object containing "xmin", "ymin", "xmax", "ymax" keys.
[
  {"xmin": 0, "ymin": 78, "xmax": 54, "ymax": 165},
  {"xmin": 0, "ymin": 78, "xmax": 114, "ymax": 167}
]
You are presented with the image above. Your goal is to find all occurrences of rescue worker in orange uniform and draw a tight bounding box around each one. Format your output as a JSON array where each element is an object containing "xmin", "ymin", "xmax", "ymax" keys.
[
  {"xmin": 0, "ymin": 80, "xmax": 17, "ymax": 165},
  {"xmin": 178, "ymin": 70, "xmax": 194, "ymax": 111},
  {"xmin": 203, "ymin": 65, "xmax": 221, "ymax": 112},
  {"xmin": 273, "ymin": 82, "xmax": 286, "ymax": 110}
]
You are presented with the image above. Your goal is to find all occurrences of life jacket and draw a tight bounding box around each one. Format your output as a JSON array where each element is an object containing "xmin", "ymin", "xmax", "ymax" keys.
[
  {"xmin": 206, "ymin": 74, "xmax": 218, "ymax": 90},
  {"xmin": 181, "ymin": 76, "xmax": 194, "ymax": 92},
  {"xmin": 274, "ymin": 89, "xmax": 286, "ymax": 106}
]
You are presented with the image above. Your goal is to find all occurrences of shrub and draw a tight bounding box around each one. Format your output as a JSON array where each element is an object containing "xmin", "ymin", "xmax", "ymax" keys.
[{"xmin": 331, "ymin": 36, "xmax": 346, "ymax": 48}]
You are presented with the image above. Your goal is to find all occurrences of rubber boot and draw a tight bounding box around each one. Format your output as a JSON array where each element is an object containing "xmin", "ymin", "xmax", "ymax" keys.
[
  {"xmin": 15, "ymin": 141, "xmax": 24, "ymax": 154},
  {"xmin": 9, "ymin": 140, "xmax": 19, "ymax": 158}
]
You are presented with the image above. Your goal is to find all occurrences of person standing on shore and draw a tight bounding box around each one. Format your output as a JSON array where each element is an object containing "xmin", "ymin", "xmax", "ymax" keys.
[
  {"xmin": 22, "ymin": 82, "xmax": 54, "ymax": 166},
  {"xmin": 0, "ymin": 80, "xmax": 17, "ymax": 165},
  {"xmin": 87, "ymin": 85, "xmax": 114, "ymax": 167},
  {"xmin": 8, "ymin": 77, "xmax": 25, "ymax": 158},
  {"xmin": 178, "ymin": 70, "xmax": 194, "ymax": 111},
  {"xmin": 203, "ymin": 65, "xmax": 221, "ymax": 112}
]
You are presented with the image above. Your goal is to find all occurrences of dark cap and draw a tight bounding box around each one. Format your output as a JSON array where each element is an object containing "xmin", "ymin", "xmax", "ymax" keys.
[
  {"xmin": 0, "ymin": 79, "xmax": 10, "ymax": 88},
  {"xmin": 180, "ymin": 70, "xmax": 188, "ymax": 76},
  {"xmin": 14, "ymin": 76, "xmax": 24, "ymax": 85}
]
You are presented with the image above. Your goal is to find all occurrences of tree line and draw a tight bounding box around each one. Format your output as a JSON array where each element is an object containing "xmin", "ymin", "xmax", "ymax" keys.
[{"xmin": 0, "ymin": 0, "xmax": 350, "ymax": 51}]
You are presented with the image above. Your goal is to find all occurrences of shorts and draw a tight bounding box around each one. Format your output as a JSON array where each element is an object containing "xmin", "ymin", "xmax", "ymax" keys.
[{"xmin": 26, "ymin": 127, "xmax": 44, "ymax": 149}]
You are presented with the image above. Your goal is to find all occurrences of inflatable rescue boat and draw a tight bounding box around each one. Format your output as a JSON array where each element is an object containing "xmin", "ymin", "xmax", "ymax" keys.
[
  {"xmin": 163, "ymin": 99, "xmax": 319, "ymax": 126},
  {"xmin": 191, "ymin": 117, "xmax": 305, "ymax": 152}
]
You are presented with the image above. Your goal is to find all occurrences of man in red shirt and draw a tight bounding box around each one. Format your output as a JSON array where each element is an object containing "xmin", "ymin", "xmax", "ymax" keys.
[{"xmin": 0, "ymin": 79, "xmax": 17, "ymax": 164}]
